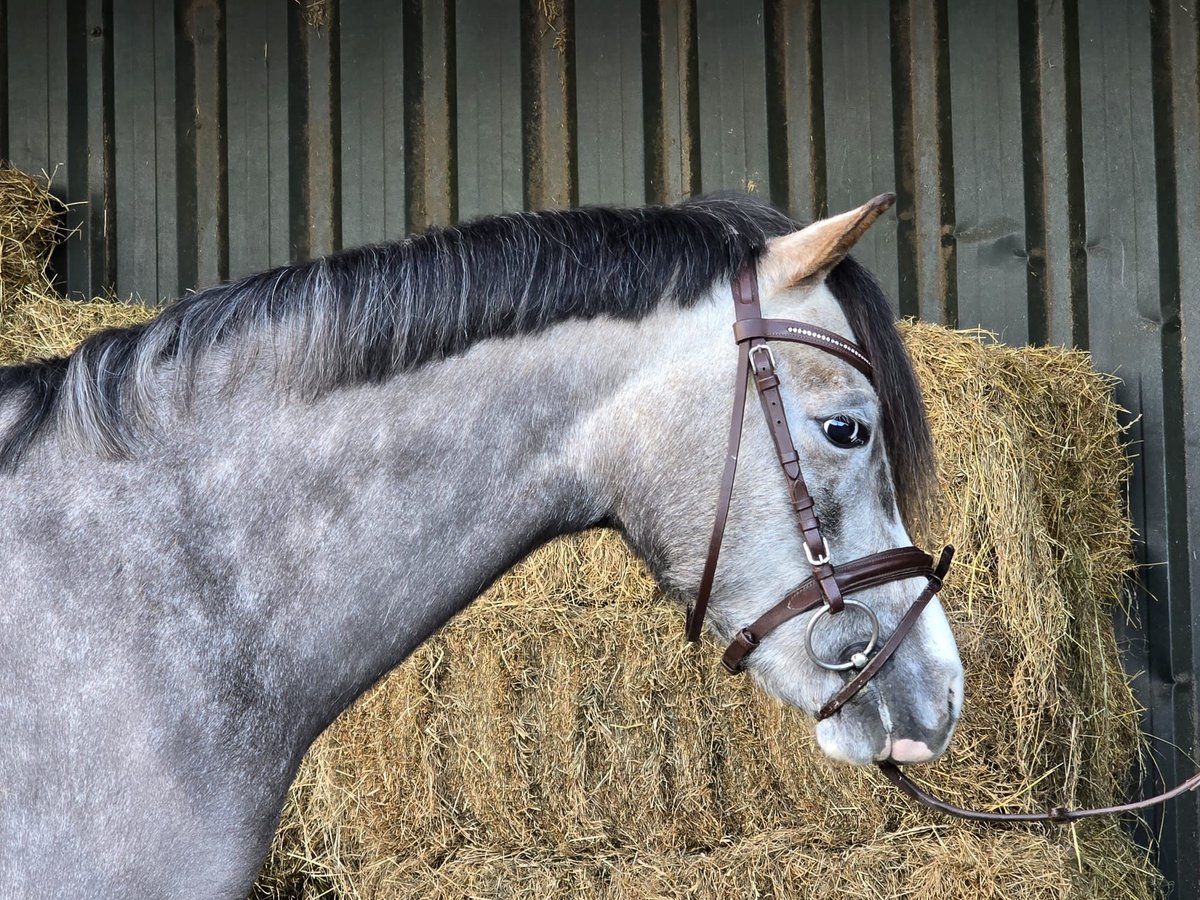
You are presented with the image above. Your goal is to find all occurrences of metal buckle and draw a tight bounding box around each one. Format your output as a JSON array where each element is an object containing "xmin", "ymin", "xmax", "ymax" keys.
[
  {"xmin": 748, "ymin": 343, "xmax": 776, "ymax": 371},
  {"xmin": 803, "ymin": 541, "xmax": 830, "ymax": 567},
  {"xmin": 804, "ymin": 600, "xmax": 881, "ymax": 671}
]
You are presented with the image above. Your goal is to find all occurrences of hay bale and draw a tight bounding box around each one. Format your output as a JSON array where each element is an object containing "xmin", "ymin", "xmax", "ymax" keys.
[
  {"xmin": 0, "ymin": 164, "xmax": 151, "ymax": 361},
  {"xmin": 0, "ymin": 170, "xmax": 1158, "ymax": 898},
  {"xmin": 0, "ymin": 165, "xmax": 61, "ymax": 316},
  {"xmin": 251, "ymin": 328, "xmax": 1159, "ymax": 898}
]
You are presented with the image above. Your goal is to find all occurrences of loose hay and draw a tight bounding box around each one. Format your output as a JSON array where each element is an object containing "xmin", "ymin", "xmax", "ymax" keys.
[
  {"xmin": 0, "ymin": 292, "xmax": 152, "ymax": 365},
  {"xmin": 0, "ymin": 170, "xmax": 1160, "ymax": 899}
]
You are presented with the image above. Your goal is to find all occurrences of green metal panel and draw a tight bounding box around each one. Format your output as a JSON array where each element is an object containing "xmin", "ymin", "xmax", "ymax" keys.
[
  {"xmin": 643, "ymin": 0, "xmax": 699, "ymax": 203},
  {"xmin": 1023, "ymin": 0, "xmax": 1088, "ymax": 348},
  {"xmin": 340, "ymin": 0, "xmax": 407, "ymax": 243},
  {"xmin": 890, "ymin": 0, "xmax": 954, "ymax": 324},
  {"xmin": 111, "ymin": 0, "xmax": 179, "ymax": 303},
  {"xmin": 456, "ymin": 0, "xmax": 522, "ymax": 219},
  {"xmin": 821, "ymin": 0, "xmax": 898, "ymax": 304},
  {"xmin": 947, "ymin": 0, "xmax": 1027, "ymax": 342},
  {"xmin": 1145, "ymin": 1, "xmax": 1200, "ymax": 890},
  {"xmin": 413, "ymin": 0, "xmax": 456, "ymax": 229},
  {"xmin": 225, "ymin": 0, "xmax": 292, "ymax": 278},
  {"xmin": 3, "ymin": 0, "xmax": 1200, "ymax": 892},
  {"xmin": 65, "ymin": 0, "xmax": 115, "ymax": 299},
  {"xmin": 696, "ymin": 0, "xmax": 770, "ymax": 195},
  {"xmin": 1075, "ymin": 4, "xmax": 1196, "ymax": 890},
  {"xmin": 764, "ymin": 0, "xmax": 823, "ymax": 221},
  {"xmin": 575, "ymin": 0, "xmax": 644, "ymax": 207},
  {"xmin": 520, "ymin": 0, "xmax": 572, "ymax": 210},
  {"xmin": 176, "ymin": 0, "xmax": 228, "ymax": 290}
]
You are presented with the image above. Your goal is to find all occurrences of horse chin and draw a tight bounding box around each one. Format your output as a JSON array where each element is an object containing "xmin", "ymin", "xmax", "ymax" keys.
[
  {"xmin": 812, "ymin": 703, "xmax": 892, "ymax": 766},
  {"xmin": 812, "ymin": 688, "xmax": 958, "ymax": 767}
]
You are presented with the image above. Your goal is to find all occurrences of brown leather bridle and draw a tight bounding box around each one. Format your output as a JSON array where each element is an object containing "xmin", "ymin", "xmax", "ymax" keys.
[
  {"xmin": 686, "ymin": 262, "xmax": 951, "ymax": 720},
  {"xmin": 687, "ymin": 260, "xmax": 1200, "ymax": 823}
]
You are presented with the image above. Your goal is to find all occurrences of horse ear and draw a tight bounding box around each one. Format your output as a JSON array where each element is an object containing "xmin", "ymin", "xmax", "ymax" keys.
[{"xmin": 761, "ymin": 193, "xmax": 896, "ymax": 293}]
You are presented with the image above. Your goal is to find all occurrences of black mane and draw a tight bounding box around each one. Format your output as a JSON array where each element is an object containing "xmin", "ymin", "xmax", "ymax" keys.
[{"xmin": 0, "ymin": 194, "xmax": 933, "ymax": 523}]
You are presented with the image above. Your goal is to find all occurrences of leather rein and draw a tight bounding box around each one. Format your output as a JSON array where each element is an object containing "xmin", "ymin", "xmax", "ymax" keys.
[{"xmin": 686, "ymin": 260, "xmax": 1200, "ymax": 824}]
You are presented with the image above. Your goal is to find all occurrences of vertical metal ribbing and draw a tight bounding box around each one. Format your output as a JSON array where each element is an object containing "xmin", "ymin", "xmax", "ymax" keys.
[
  {"xmin": 944, "ymin": 0, "xmax": 1028, "ymax": 343},
  {"xmin": 890, "ymin": 0, "xmax": 955, "ymax": 324},
  {"xmin": 1143, "ymin": 1, "xmax": 1200, "ymax": 894},
  {"xmin": 641, "ymin": 0, "xmax": 699, "ymax": 204},
  {"xmin": 694, "ymin": 0, "xmax": 770, "ymax": 197},
  {"xmin": 1022, "ymin": 0, "xmax": 1088, "ymax": 348},
  {"xmin": 403, "ymin": 0, "xmax": 456, "ymax": 233},
  {"xmin": 820, "ymin": 0, "xmax": 899, "ymax": 304},
  {"xmin": 68, "ymin": 0, "xmax": 116, "ymax": 298},
  {"xmin": 455, "ymin": 0, "xmax": 522, "ymax": 219},
  {"xmin": 765, "ymin": 0, "xmax": 824, "ymax": 221},
  {"xmin": 576, "ymin": 0, "xmax": 645, "ymax": 207},
  {"xmin": 112, "ymin": 0, "xmax": 179, "ymax": 303},
  {"xmin": 521, "ymin": 0, "xmax": 575, "ymax": 210},
  {"xmin": 225, "ymin": 0, "xmax": 290, "ymax": 278},
  {"xmin": 287, "ymin": 0, "xmax": 341, "ymax": 262},
  {"xmin": 175, "ymin": 0, "xmax": 228, "ymax": 291}
]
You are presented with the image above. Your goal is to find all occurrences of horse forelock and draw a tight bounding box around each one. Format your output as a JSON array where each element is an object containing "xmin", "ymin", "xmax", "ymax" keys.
[{"xmin": 825, "ymin": 258, "xmax": 935, "ymax": 532}]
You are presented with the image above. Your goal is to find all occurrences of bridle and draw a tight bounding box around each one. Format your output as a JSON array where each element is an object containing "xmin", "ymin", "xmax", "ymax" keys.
[
  {"xmin": 685, "ymin": 262, "xmax": 951, "ymax": 720},
  {"xmin": 686, "ymin": 260, "xmax": 1200, "ymax": 824}
]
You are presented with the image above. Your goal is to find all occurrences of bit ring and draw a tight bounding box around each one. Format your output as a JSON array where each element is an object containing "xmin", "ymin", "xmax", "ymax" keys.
[{"xmin": 804, "ymin": 600, "xmax": 880, "ymax": 671}]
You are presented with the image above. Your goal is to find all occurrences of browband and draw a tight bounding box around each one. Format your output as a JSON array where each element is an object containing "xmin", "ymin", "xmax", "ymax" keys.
[{"xmin": 731, "ymin": 318, "xmax": 874, "ymax": 382}]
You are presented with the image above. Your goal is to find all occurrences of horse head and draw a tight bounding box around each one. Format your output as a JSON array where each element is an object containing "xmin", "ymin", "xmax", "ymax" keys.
[{"xmin": 592, "ymin": 197, "xmax": 963, "ymax": 766}]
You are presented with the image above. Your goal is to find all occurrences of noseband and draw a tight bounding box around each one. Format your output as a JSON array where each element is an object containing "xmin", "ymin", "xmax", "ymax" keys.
[
  {"xmin": 686, "ymin": 261, "xmax": 1200, "ymax": 824},
  {"xmin": 685, "ymin": 262, "xmax": 953, "ymax": 721}
]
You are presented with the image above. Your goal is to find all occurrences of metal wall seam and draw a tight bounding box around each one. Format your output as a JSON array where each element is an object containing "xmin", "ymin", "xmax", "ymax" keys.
[
  {"xmin": 889, "ymin": 0, "xmax": 954, "ymax": 325},
  {"xmin": 641, "ymin": 0, "xmax": 700, "ymax": 204},
  {"xmin": 1147, "ymin": 0, "xmax": 1200, "ymax": 892},
  {"xmin": 521, "ymin": 0, "xmax": 573, "ymax": 211},
  {"xmin": 821, "ymin": 0, "xmax": 898, "ymax": 302}
]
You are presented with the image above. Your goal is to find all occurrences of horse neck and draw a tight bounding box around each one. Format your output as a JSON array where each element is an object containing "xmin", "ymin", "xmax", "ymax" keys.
[{"xmin": 94, "ymin": 292, "xmax": 725, "ymax": 754}]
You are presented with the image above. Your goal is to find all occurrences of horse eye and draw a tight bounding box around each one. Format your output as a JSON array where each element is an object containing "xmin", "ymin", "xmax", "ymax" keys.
[{"xmin": 822, "ymin": 415, "xmax": 869, "ymax": 449}]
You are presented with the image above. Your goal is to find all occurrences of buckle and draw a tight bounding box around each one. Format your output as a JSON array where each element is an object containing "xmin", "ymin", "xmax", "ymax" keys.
[
  {"xmin": 804, "ymin": 540, "xmax": 830, "ymax": 567},
  {"xmin": 748, "ymin": 343, "xmax": 776, "ymax": 371}
]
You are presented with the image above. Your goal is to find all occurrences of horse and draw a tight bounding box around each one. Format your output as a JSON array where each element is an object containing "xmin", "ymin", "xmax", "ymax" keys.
[{"xmin": 0, "ymin": 192, "xmax": 963, "ymax": 898}]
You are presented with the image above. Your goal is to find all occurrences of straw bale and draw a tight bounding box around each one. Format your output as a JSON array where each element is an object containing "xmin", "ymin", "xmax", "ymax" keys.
[
  {"xmin": 0, "ymin": 164, "xmax": 150, "ymax": 360},
  {"xmin": 0, "ymin": 170, "xmax": 1159, "ymax": 898},
  {"xmin": 0, "ymin": 165, "xmax": 62, "ymax": 316}
]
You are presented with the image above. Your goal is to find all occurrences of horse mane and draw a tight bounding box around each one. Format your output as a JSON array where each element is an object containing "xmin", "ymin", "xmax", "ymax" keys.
[{"xmin": 0, "ymin": 193, "xmax": 933, "ymax": 524}]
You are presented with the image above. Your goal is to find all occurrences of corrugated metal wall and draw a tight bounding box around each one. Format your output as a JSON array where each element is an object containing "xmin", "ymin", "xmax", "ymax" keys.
[{"xmin": 3, "ymin": 0, "xmax": 1199, "ymax": 893}]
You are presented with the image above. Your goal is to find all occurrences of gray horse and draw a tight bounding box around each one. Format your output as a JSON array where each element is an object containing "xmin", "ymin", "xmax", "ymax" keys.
[{"xmin": 0, "ymin": 193, "xmax": 962, "ymax": 897}]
